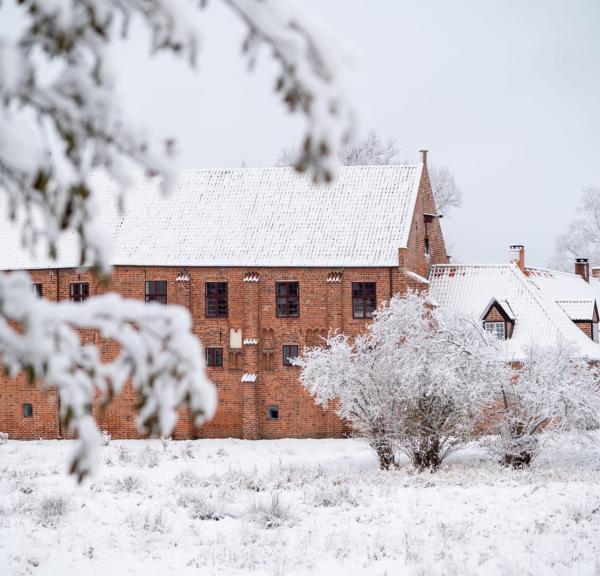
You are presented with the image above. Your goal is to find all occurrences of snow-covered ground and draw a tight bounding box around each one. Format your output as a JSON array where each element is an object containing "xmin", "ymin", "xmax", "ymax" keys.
[{"xmin": 1, "ymin": 435, "xmax": 600, "ymax": 575}]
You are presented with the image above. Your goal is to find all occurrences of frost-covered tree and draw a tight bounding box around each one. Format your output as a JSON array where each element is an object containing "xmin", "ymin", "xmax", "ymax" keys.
[
  {"xmin": 0, "ymin": 0, "xmax": 357, "ymax": 479},
  {"xmin": 295, "ymin": 292, "xmax": 502, "ymax": 471},
  {"xmin": 428, "ymin": 164, "xmax": 462, "ymax": 216},
  {"xmin": 487, "ymin": 341, "xmax": 600, "ymax": 469},
  {"xmin": 551, "ymin": 187, "xmax": 600, "ymax": 271}
]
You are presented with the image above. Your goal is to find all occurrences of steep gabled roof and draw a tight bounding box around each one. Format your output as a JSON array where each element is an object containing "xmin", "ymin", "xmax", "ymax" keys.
[
  {"xmin": 480, "ymin": 298, "xmax": 515, "ymax": 322},
  {"xmin": 429, "ymin": 263, "xmax": 600, "ymax": 360},
  {"xmin": 0, "ymin": 164, "xmax": 424, "ymax": 270}
]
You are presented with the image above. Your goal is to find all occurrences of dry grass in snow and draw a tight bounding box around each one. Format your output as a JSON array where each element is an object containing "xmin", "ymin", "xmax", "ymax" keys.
[{"xmin": 1, "ymin": 435, "xmax": 600, "ymax": 575}]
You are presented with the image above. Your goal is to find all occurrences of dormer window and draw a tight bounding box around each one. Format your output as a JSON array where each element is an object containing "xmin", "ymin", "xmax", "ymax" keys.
[
  {"xmin": 480, "ymin": 298, "xmax": 515, "ymax": 341},
  {"xmin": 484, "ymin": 322, "xmax": 506, "ymax": 340},
  {"xmin": 557, "ymin": 300, "xmax": 599, "ymax": 342}
]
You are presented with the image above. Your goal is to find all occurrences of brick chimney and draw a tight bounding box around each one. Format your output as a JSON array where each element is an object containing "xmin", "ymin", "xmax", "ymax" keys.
[
  {"xmin": 575, "ymin": 258, "xmax": 590, "ymax": 283},
  {"xmin": 419, "ymin": 149, "xmax": 428, "ymax": 164},
  {"xmin": 592, "ymin": 267, "xmax": 600, "ymax": 279},
  {"xmin": 510, "ymin": 244, "xmax": 526, "ymax": 273}
]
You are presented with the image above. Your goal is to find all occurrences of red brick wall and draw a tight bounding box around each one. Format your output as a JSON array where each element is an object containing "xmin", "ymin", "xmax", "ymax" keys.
[{"xmin": 0, "ymin": 169, "xmax": 449, "ymax": 440}]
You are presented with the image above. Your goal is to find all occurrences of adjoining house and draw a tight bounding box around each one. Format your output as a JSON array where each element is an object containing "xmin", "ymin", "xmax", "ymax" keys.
[
  {"xmin": 0, "ymin": 151, "xmax": 449, "ymax": 440},
  {"xmin": 429, "ymin": 246, "xmax": 600, "ymax": 361}
]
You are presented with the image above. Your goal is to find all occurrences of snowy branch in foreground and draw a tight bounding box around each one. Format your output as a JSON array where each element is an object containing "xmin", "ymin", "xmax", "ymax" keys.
[
  {"xmin": 0, "ymin": 271, "xmax": 216, "ymax": 481},
  {"xmin": 295, "ymin": 291, "xmax": 504, "ymax": 471},
  {"xmin": 0, "ymin": 0, "xmax": 356, "ymax": 272}
]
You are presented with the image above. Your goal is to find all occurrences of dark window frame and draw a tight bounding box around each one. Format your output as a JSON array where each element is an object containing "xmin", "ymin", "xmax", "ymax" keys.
[
  {"xmin": 23, "ymin": 403, "xmax": 33, "ymax": 418},
  {"xmin": 282, "ymin": 344, "xmax": 300, "ymax": 366},
  {"xmin": 145, "ymin": 280, "xmax": 167, "ymax": 304},
  {"xmin": 206, "ymin": 347, "xmax": 224, "ymax": 368},
  {"xmin": 352, "ymin": 282, "xmax": 377, "ymax": 319},
  {"xmin": 276, "ymin": 281, "xmax": 300, "ymax": 318},
  {"xmin": 205, "ymin": 282, "xmax": 228, "ymax": 318},
  {"xmin": 267, "ymin": 405, "xmax": 279, "ymax": 420},
  {"xmin": 70, "ymin": 282, "xmax": 89, "ymax": 303},
  {"xmin": 33, "ymin": 283, "xmax": 43, "ymax": 298}
]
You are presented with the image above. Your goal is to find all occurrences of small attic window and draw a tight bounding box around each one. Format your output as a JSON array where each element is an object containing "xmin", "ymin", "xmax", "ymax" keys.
[
  {"xmin": 484, "ymin": 322, "xmax": 506, "ymax": 340},
  {"xmin": 424, "ymin": 237, "xmax": 430, "ymax": 256},
  {"xmin": 480, "ymin": 299, "xmax": 515, "ymax": 340}
]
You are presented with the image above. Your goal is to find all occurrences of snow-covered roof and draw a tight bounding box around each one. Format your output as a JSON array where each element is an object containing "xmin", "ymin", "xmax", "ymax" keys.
[
  {"xmin": 0, "ymin": 165, "xmax": 424, "ymax": 270},
  {"xmin": 480, "ymin": 298, "xmax": 516, "ymax": 322},
  {"xmin": 556, "ymin": 300, "xmax": 596, "ymax": 321},
  {"xmin": 429, "ymin": 263, "xmax": 600, "ymax": 360}
]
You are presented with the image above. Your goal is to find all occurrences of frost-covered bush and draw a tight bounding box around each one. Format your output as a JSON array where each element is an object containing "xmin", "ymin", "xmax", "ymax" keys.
[
  {"xmin": 487, "ymin": 341, "xmax": 600, "ymax": 468},
  {"xmin": 248, "ymin": 493, "xmax": 292, "ymax": 529},
  {"xmin": 174, "ymin": 469, "xmax": 202, "ymax": 489},
  {"xmin": 115, "ymin": 474, "xmax": 142, "ymax": 493},
  {"xmin": 307, "ymin": 483, "xmax": 358, "ymax": 508},
  {"xmin": 296, "ymin": 292, "xmax": 503, "ymax": 471},
  {"xmin": 101, "ymin": 431, "xmax": 111, "ymax": 446},
  {"xmin": 38, "ymin": 495, "xmax": 70, "ymax": 527},
  {"xmin": 137, "ymin": 447, "xmax": 159, "ymax": 469},
  {"xmin": 177, "ymin": 492, "xmax": 226, "ymax": 521},
  {"xmin": 0, "ymin": 0, "xmax": 356, "ymax": 481},
  {"xmin": 0, "ymin": 432, "xmax": 7, "ymax": 446},
  {"xmin": 117, "ymin": 446, "xmax": 131, "ymax": 465}
]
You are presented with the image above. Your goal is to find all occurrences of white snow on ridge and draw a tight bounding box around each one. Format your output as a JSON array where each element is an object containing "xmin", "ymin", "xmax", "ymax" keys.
[{"xmin": 0, "ymin": 164, "xmax": 423, "ymax": 270}]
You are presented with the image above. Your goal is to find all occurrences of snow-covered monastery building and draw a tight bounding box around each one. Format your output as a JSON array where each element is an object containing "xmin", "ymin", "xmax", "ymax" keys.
[
  {"xmin": 429, "ymin": 246, "xmax": 600, "ymax": 361},
  {"xmin": 0, "ymin": 151, "xmax": 449, "ymax": 440}
]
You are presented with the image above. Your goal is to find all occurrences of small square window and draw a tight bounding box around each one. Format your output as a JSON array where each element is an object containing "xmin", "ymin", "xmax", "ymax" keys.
[
  {"xmin": 23, "ymin": 403, "xmax": 33, "ymax": 418},
  {"xmin": 33, "ymin": 283, "xmax": 43, "ymax": 298},
  {"xmin": 70, "ymin": 282, "xmax": 89, "ymax": 302},
  {"xmin": 145, "ymin": 280, "xmax": 167, "ymax": 304},
  {"xmin": 206, "ymin": 347, "xmax": 224, "ymax": 367},
  {"xmin": 484, "ymin": 321, "xmax": 506, "ymax": 340},
  {"xmin": 282, "ymin": 344, "xmax": 299, "ymax": 366},
  {"xmin": 267, "ymin": 405, "xmax": 279, "ymax": 420}
]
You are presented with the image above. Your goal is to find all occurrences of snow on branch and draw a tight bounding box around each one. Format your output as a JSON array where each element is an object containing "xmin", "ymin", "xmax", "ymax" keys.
[
  {"xmin": 0, "ymin": 271, "xmax": 216, "ymax": 481},
  {"xmin": 224, "ymin": 0, "xmax": 356, "ymax": 182},
  {"xmin": 296, "ymin": 291, "xmax": 505, "ymax": 471},
  {"xmin": 0, "ymin": 0, "xmax": 357, "ymax": 272}
]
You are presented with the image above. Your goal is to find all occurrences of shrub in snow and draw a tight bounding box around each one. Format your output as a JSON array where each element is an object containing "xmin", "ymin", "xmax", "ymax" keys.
[
  {"xmin": 248, "ymin": 493, "xmax": 292, "ymax": 529},
  {"xmin": 38, "ymin": 495, "xmax": 70, "ymax": 527},
  {"xmin": 137, "ymin": 447, "xmax": 159, "ymax": 469},
  {"xmin": 296, "ymin": 291, "xmax": 503, "ymax": 471},
  {"xmin": 487, "ymin": 341, "xmax": 600, "ymax": 468},
  {"xmin": 101, "ymin": 431, "xmax": 111, "ymax": 446},
  {"xmin": 115, "ymin": 474, "xmax": 142, "ymax": 493},
  {"xmin": 143, "ymin": 509, "xmax": 169, "ymax": 533},
  {"xmin": 0, "ymin": 432, "xmax": 7, "ymax": 445},
  {"xmin": 174, "ymin": 470, "xmax": 201, "ymax": 489},
  {"xmin": 117, "ymin": 446, "xmax": 131, "ymax": 465},
  {"xmin": 177, "ymin": 492, "xmax": 226, "ymax": 521}
]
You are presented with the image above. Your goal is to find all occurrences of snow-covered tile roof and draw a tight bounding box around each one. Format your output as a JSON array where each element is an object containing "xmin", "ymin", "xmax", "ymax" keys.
[
  {"xmin": 429, "ymin": 263, "xmax": 600, "ymax": 360},
  {"xmin": 0, "ymin": 164, "xmax": 423, "ymax": 270},
  {"xmin": 556, "ymin": 300, "xmax": 596, "ymax": 321}
]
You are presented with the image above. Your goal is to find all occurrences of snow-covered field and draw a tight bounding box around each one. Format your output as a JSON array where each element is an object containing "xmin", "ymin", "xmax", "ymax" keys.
[{"xmin": 1, "ymin": 435, "xmax": 600, "ymax": 576}]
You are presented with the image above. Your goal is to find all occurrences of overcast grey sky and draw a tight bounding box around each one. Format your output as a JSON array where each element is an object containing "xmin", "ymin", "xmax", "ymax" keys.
[{"xmin": 3, "ymin": 1, "xmax": 600, "ymax": 267}]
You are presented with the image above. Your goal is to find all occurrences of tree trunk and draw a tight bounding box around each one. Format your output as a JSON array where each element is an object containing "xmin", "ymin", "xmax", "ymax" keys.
[
  {"xmin": 501, "ymin": 451, "xmax": 532, "ymax": 469},
  {"xmin": 372, "ymin": 439, "xmax": 397, "ymax": 470},
  {"xmin": 411, "ymin": 436, "xmax": 442, "ymax": 472}
]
